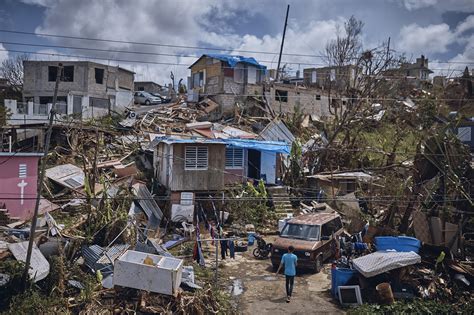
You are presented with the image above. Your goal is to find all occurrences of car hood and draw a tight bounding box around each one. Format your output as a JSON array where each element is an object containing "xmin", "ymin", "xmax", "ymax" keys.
[{"xmin": 273, "ymin": 236, "xmax": 322, "ymax": 251}]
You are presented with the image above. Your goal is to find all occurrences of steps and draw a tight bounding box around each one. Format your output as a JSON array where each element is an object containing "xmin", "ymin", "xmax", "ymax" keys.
[{"xmin": 267, "ymin": 186, "xmax": 294, "ymax": 219}]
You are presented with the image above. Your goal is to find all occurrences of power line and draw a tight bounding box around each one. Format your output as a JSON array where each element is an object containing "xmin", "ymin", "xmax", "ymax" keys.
[
  {"xmin": 0, "ymin": 48, "xmax": 468, "ymax": 74},
  {"xmin": 0, "ymin": 29, "xmax": 322, "ymax": 58},
  {"xmin": 1, "ymin": 29, "xmax": 473, "ymax": 66},
  {"xmin": 1, "ymin": 41, "xmax": 328, "ymax": 67}
]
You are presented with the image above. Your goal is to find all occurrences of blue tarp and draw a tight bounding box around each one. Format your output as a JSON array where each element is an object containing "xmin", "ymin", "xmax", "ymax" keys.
[
  {"xmin": 225, "ymin": 139, "xmax": 290, "ymax": 154},
  {"xmin": 204, "ymin": 53, "xmax": 267, "ymax": 70},
  {"xmin": 154, "ymin": 136, "xmax": 290, "ymax": 154}
]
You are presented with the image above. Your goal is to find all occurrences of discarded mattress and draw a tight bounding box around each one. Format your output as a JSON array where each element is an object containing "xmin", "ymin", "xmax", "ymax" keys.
[{"xmin": 352, "ymin": 251, "xmax": 421, "ymax": 278}]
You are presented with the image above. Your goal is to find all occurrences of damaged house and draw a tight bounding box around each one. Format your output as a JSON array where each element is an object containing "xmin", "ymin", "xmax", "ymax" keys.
[
  {"xmin": 188, "ymin": 54, "xmax": 267, "ymax": 115},
  {"xmin": 4, "ymin": 61, "xmax": 134, "ymax": 125},
  {"xmin": 266, "ymin": 82, "xmax": 346, "ymax": 119},
  {"xmin": 151, "ymin": 128, "xmax": 289, "ymax": 208}
]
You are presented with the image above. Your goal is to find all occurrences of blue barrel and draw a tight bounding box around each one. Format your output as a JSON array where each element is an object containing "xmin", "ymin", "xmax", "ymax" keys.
[
  {"xmin": 375, "ymin": 236, "xmax": 421, "ymax": 253},
  {"xmin": 331, "ymin": 268, "xmax": 359, "ymax": 297}
]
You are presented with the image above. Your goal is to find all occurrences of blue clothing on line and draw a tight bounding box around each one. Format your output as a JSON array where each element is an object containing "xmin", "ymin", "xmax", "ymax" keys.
[{"xmin": 281, "ymin": 253, "xmax": 298, "ymax": 276}]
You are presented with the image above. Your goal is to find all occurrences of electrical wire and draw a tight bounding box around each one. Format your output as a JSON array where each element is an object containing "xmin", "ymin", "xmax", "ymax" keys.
[
  {"xmin": 1, "ymin": 29, "xmax": 473, "ymax": 65},
  {"xmin": 0, "ymin": 49, "xmax": 470, "ymax": 77}
]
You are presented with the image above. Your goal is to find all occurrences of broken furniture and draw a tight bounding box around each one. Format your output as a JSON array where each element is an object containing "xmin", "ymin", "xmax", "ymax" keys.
[{"xmin": 113, "ymin": 250, "xmax": 183, "ymax": 296}]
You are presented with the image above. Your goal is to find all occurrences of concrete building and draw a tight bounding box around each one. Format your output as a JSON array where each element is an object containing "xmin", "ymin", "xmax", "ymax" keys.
[
  {"xmin": 21, "ymin": 60, "xmax": 134, "ymax": 121},
  {"xmin": 303, "ymin": 65, "xmax": 360, "ymax": 90},
  {"xmin": 383, "ymin": 55, "xmax": 433, "ymax": 87},
  {"xmin": 266, "ymin": 83, "xmax": 346, "ymax": 119},
  {"xmin": 188, "ymin": 54, "xmax": 266, "ymax": 115}
]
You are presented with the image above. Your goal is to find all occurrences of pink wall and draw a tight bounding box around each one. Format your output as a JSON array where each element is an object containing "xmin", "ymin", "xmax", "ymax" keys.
[{"xmin": 0, "ymin": 155, "xmax": 40, "ymax": 220}]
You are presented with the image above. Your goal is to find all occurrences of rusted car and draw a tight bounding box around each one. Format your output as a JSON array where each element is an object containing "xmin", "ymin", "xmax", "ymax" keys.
[{"xmin": 271, "ymin": 212, "xmax": 343, "ymax": 273}]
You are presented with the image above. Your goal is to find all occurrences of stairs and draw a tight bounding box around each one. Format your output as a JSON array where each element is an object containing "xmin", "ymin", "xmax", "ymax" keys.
[{"xmin": 267, "ymin": 186, "xmax": 294, "ymax": 219}]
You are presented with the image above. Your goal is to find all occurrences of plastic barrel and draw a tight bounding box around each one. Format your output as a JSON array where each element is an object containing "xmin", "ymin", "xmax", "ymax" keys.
[
  {"xmin": 376, "ymin": 282, "xmax": 395, "ymax": 304},
  {"xmin": 331, "ymin": 268, "xmax": 358, "ymax": 297}
]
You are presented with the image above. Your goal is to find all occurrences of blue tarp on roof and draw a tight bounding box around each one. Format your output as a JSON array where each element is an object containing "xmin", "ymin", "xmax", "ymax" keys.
[
  {"xmin": 204, "ymin": 54, "xmax": 267, "ymax": 70},
  {"xmin": 225, "ymin": 139, "xmax": 290, "ymax": 154},
  {"xmin": 153, "ymin": 136, "xmax": 289, "ymax": 154}
]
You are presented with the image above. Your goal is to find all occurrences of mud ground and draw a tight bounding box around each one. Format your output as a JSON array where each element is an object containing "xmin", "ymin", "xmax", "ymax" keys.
[{"xmin": 219, "ymin": 241, "xmax": 345, "ymax": 315}]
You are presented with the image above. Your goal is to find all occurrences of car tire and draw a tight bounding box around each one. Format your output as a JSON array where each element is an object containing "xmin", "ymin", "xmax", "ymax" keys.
[
  {"xmin": 253, "ymin": 248, "xmax": 261, "ymax": 259},
  {"xmin": 145, "ymin": 99, "xmax": 151, "ymax": 105},
  {"xmin": 314, "ymin": 255, "xmax": 323, "ymax": 273}
]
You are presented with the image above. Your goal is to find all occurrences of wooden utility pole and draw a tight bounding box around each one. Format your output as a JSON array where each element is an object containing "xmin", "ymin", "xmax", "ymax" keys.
[
  {"xmin": 23, "ymin": 63, "xmax": 62, "ymax": 287},
  {"xmin": 276, "ymin": 4, "xmax": 290, "ymax": 82}
]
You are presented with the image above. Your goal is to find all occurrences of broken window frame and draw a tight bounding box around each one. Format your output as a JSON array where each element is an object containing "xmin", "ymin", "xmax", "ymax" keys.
[
  {"xmin": 95, "ymin": 68, "xmax": 105, "ymax": 84},
  {"xmin": 48, "ymin": 65, "xmax": 74, "ymax": 82},
  {"xmin": 275, "ymin": 90, "xmax": 288, "ymax": 103},
  {"xmin": 315, "ymin": 94, "xmax": 321, "ymax": 101},
  {"xmin": 225, "ymin": 147, "xmax": 244, "ymax": 169},
  {"xmin": 184, "ymin": 146, "xmax": 208, "ymax": 170}
]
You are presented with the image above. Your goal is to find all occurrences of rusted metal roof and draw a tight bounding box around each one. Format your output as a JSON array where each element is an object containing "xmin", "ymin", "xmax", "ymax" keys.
[{"xmin": 288, "ymin": 212, "xmax": 340, "ymax": 225}]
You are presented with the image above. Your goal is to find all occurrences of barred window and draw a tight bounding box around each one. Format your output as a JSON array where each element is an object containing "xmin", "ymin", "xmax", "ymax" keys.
[
  {"xmin": 225, "ymin": 147, "xmax": 243, "ymax": 168},
  {"xmin": 185, "ymin": 146, "xmax": 208, "ymax": 170}
]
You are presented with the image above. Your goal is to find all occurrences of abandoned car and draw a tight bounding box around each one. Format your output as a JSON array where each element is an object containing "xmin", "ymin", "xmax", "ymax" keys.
[{"xmin": 271, "ymin": 212, "xmax": 344, "ymax": 273}]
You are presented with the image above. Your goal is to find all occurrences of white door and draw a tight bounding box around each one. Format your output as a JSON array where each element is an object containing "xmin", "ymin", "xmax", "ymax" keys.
[{"xmin": 260, "ymin": 151, "xmax": 276, "ymax": 184}]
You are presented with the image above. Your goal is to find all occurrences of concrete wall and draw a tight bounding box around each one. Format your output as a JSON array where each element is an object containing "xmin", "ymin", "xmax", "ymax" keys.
[
  {"xmin": 267, "ymin": 85, "xmax": 333, "ymax": 118},
  {"xmin": 134, "ymin": 82, "xmax": 162, "ymax": 93},
  {"xmin": 23, "ymin": 61, "xmax": 133, "ymax": 100},
  {"xmin": 22, "ymin": 61, "xmax": 133, "ymax": 119}
]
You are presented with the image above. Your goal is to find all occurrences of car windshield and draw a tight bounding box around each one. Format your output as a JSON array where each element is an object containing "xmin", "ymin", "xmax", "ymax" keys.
[
  {"xmin": 280, "ymin": 223, "xmax": 320, "ymax": 241},
  {"xmin": 140, "ymin": 92, "xmax": 153, "ymax": 97}
]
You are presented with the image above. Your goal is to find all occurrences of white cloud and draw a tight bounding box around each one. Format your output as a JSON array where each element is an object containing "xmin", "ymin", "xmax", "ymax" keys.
[
  {"xmin": 401, "ymin": 0, "xmax": 474, "ymax": 12},
  {"xmin": 402, "ymin": 0, "xmax": 437, "ymax": 11},
  {"xmin": 397, "ymin": 14, "xmax": 474, "ymax": 57},
  {"xmin": 398, "ymin": 23, "xmax": 455, "ymax": 54},
  {"xmin": 455, "ymin": 14, "xmax": 474, "ymax": 34}
]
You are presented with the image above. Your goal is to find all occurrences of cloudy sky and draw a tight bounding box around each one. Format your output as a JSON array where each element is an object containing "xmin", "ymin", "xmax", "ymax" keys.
[{"xmin": 0, "ymin": 0, "xmax": 473, "ymax": 85}]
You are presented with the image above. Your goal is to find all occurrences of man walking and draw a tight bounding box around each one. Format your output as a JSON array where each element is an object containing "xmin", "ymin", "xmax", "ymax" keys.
[{"xmin": 276, "ymin": 245, "xmax": 298, "ymax": 302}]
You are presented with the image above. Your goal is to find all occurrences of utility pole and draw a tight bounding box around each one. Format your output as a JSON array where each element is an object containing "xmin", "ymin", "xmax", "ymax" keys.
[
  {"xmin": 276, "ymin": 4, "xmax": 290, "ymax": 82},
  {"xmin": 23, "ymin": 63, "xmax": 62, "ymax": 287}
]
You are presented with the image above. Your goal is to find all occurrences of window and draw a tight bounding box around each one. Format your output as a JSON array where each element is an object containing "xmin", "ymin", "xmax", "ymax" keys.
[
  {"xmin": 63, "ymin": 66, "xmax": 74, "ymax": 82},
  {"xmin": 275, "ymin": 90, "xmax": 288, "ymax": 102},
  {"xmin": 138, "ymin": 87, "xmax": 144, "ymax": 91},
  {"xmin": 311, "ymin": 70, "xmax": 317, "ymax": 83},
  {"xmin": 322, "ymin": 218, "xmax": 343, "ymax": 237},
  {"xmin": 48, "ymin": 65, "xmax": 74, "ymax": 82},
  {"xmin": 185, "ymin": 146, "xmax": 208, "ymax": 170},
  {"xmin": 330, "ymin": 69, "xmax": 336, "ymax": 81},
  {"xmin": 280, "ymin": 223, "xmax": 320, "ymax": 241},
  {"xmin": 95, "ymin": 68, "xmax": 104, "ymax": 84},
  {"xmin": 315, "ymin": 94, "xmax": 321, "ymax": 101},
  {"xmin": 225, "ymin": 147, "xmax": 244, "ymax": 168}
]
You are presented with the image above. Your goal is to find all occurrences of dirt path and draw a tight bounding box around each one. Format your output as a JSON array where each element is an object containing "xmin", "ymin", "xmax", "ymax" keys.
[{"xmin": 220, "ymin": 249, "xmax": 345, "ymax": 315}]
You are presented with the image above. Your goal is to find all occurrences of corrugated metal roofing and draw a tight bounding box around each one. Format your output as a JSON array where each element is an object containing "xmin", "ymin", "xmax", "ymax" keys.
[{"xmin": 259, "ymin": 119, "xmax": 295, "ymax": 144}]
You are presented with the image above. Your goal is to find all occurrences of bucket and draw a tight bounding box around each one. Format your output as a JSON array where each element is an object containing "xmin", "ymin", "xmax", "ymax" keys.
[
  {"xmin": 247, "ymin": 233, "xmax": 256, "ymax": 246},
  {"xmin": 376, "ymin": 282, "xmax": 395, "ymax": 305}
]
